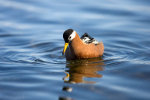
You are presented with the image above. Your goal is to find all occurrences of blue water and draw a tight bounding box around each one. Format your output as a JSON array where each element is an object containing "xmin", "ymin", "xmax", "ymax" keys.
[{"xmin": 0, "ymin": 0, "xmax": 150, "ymax": 100}]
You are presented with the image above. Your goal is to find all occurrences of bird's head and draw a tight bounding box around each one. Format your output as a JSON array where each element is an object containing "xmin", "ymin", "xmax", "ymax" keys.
[{"xmin": 62, "ymin": 29, "xmax": 76, "ymax": 55}]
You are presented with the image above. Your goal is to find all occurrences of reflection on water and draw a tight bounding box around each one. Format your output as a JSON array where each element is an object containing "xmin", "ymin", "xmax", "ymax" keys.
[
  {"xmin": 63, "ymin": 58, "xmax": 104, "ymax": 84},
  {"xmin": 60, "ymin": 58, "xmax": 104, "ymax": 100},
  {"xmin": 59, "ymin": 96, "xmax": 73, "ymax": 100}
]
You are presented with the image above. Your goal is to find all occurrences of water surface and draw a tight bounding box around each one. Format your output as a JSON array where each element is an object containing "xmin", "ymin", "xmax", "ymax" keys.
[{"xmin": 0, "ymin": 0, "xmax": 150, "ymax": 100}]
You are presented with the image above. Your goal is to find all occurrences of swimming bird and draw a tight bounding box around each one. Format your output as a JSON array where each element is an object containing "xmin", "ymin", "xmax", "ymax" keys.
[{"xmin": 62, "ymin": 29, "xmax": 104, "ymax": 60}]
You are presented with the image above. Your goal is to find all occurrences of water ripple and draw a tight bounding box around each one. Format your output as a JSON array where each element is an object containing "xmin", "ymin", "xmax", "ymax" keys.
[{"xmin": 0, "ymin": 0, "xmax": 150, "ymax": 100}]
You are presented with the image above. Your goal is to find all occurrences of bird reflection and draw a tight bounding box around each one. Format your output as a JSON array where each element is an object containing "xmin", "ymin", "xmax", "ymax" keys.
[
  {"xmin": 63, "ymin": 57, "xmax": 104, "ymax": 84},
  {"xmin": 60, "ymin": 58, "xmax": 105, "ymax": 100}
]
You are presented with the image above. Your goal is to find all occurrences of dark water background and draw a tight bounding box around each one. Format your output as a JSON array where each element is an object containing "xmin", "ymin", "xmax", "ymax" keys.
[{"xmin": 0, "ymin": 0, "xmax": 150, "ymax": 100}]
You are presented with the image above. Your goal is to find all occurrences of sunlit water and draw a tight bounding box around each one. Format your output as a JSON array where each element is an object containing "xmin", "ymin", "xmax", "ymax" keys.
[{"xmin": 0, "ymin": 0, "xmax": 150, "ymax": 100}]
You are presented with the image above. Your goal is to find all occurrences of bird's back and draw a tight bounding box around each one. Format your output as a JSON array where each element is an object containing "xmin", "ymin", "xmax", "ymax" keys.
[{"xmin": 81, "ymin": 33, "xmax": 99, "ymax": 45}]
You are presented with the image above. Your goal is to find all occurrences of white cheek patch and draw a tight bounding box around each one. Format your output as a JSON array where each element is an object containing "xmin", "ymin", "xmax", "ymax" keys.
[{"xmin": 68, "ymin": 30, "xmax": 76, "ymax": 41}]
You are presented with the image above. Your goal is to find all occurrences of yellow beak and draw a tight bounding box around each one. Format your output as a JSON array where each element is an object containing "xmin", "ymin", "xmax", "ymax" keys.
[{"xmin": 62, "ymin": 43, "xmax": 68, "ymax": 55}]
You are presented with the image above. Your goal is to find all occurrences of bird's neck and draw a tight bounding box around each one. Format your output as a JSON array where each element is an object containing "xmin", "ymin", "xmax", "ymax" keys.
[
  {"xmin": 71, "ymin": 33, "xmax": 83, "ymax": 46},
  {"xmin": 69, "ymin": 33, "xmax": 84, "ymax": 54}
]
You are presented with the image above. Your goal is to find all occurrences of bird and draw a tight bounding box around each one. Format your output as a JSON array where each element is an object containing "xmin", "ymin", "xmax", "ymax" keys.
[{"xmin": 62, "ymin": 29, "xmax": 104, "ymax": 60}]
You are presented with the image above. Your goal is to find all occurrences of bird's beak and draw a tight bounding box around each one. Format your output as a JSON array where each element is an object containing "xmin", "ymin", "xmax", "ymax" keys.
[{"xmin": 62, "ymin": 43, "xmax": 68, "ymax": 55}]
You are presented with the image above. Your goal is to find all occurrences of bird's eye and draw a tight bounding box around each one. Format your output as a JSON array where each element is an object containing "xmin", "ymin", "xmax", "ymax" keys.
[{"xmin": 68, "ymin": 36, "xmax": 71, "ymax": 39}]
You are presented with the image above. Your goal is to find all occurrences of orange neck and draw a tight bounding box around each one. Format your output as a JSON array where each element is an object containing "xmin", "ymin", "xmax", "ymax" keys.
[
  {"xmin": 73, "ymin": 33, "xmax": 82, "ymax": 43},
  {"xmin": 69, "ymin": 33, "xmax": 84, "ymax": 56}
]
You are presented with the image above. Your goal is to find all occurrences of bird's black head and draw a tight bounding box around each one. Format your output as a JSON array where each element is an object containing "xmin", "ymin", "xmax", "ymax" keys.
[
  {"xmin": 62, "ymin": 29, "xmax": 76, "ymax": 55},
  {"xmin": 63, "ymin": 29, "xmax": 76, "ymax": 43}
]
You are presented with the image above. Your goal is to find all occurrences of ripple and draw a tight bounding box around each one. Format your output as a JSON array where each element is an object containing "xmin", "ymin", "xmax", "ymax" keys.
[
  {"xmin": 82, "ymin": 7, "xmax": 136, "ymax": 17},
  {"xmin": 0, "ymin": 0, "xmax": 150, "ymax": 100},
  {"xmin": 0, "ymin": 0, "xmax": 46, "ymax": 13}
]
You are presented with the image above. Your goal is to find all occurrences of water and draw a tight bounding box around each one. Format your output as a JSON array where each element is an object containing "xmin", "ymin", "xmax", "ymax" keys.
[{"xmin": 0, "ymin": 0, "xmax": 150, "ymax": 100}]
